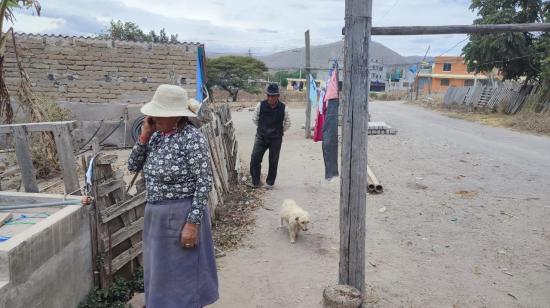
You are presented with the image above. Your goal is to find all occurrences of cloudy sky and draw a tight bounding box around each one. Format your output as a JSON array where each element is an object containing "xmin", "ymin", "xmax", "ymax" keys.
[{"xmin": 12, "ymin": 0, "xmax": 478, "ymax": 57}]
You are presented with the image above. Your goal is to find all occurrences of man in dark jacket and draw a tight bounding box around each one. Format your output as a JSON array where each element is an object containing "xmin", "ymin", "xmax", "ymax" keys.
[{"xmin": 248, "ymin": 84, "xmax": 291, "ymax": 188}]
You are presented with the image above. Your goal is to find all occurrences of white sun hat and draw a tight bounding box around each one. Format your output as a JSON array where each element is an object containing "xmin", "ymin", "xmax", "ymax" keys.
[{"xmin": 140, "ymin": 84, "xmax": 200, "ymax": 118}]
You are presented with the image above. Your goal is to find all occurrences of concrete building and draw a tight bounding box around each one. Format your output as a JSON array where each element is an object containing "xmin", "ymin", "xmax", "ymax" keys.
[{"xmin": 418, "ymin": 56, "xmax": 490, "ymax": 93}]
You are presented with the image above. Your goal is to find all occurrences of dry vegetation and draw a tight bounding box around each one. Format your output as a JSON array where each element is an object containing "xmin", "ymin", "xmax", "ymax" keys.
[
  {"xmin": 208, "ymin": 162, "xmax": 265, "ymax": 252},
  {"xmin": 212, "ymin": 182, "xmax": 264, "ymax": 252},
  {"xmin": 408, "ymin": 96, "xmax": 550, "ymax": 137}
]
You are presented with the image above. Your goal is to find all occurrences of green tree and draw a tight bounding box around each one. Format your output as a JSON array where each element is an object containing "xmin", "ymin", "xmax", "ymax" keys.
[
  {"xmin": 207, "ymin": 56, "xmax": 268, "ymax": 101},
  {"xmin": 462, "ymin": 0, "xmax": 549, "ymax": 83},
  {"xmin": 98, "ymin": 20, "xmax": 181, "ymax": 44}
]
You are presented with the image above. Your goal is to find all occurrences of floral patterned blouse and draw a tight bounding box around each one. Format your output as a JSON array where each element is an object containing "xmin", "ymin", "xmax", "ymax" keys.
[{"xmin": 128, "ymin": 124, "xmax": 213, "ymax": 225}]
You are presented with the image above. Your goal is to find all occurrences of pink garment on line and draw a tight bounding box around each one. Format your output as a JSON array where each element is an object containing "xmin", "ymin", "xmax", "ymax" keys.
[{"xmin": 324, "ymin": 68, "xmax": 339, "ymax": 102}]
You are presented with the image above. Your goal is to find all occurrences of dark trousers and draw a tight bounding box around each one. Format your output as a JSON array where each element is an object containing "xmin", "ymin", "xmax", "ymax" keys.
[
  {"xmin": 250, "ymin": 135, "xmax": 283, "ymax": 186},
  {"xmin": 323, "ymin": 100, "xmax": 339, "ymax": 180}
]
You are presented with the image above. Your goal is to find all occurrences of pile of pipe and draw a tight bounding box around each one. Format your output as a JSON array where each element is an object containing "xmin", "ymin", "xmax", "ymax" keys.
[{"xmin": 367, "ymin": 165, "xmax": 383, "ymax": 194}]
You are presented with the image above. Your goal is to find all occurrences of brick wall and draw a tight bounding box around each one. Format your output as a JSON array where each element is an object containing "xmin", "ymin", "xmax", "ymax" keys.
[{"xmin": 3, "ymin": 34, "xmax": 199, "ymax": 104}]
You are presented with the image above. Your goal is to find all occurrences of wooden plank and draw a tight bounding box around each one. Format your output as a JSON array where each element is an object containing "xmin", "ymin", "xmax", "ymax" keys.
[
  {"xmin": 206, "ymin": 125, "xmax": 227, "ymax": 193},
  {"xmin": 96, "ymin": 155, "xmax": 118, "ymax": 165},
  {"xmin": 340, "ymin": 0, "xmax": 369, "ymax": 296},
  {"xmin": 101, "ymin": 192, "xmax": 146, "ymax": 223},
  {"xmin": 368, "ymin": 23, "xmax": 550, "ymax": 36},
  {"xmin": 104, "ymin": 241, "xmax": 143, "ymax": 274},
  {"xmin": 12, "ymin": 126, "xmax": 39, "ymax": 193},
  {"xmin": 97, "ymin": 171, "xmax": 125, "ymax": 197},
  {"xmin": 0, "ymin": 213, "xmax": 12, "ymax": 227},
  {"xmin": 101, "ymin": 217, "xmax": 144, "ymax": 248},
  {"xmin": 52, "ymin": 124, "xmax": 80, "ymax": 195},
  {"xmin": 0, "ymin": 121, "xmax": 77, "ymax": 134}
]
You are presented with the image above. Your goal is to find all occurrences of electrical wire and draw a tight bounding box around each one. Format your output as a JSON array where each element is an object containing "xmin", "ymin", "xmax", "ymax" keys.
[{"xmin": 379, "ymin": 0, "xmax": 401, "ymax": 20}]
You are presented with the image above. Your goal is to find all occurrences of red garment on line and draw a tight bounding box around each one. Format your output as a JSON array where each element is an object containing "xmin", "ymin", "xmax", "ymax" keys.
[{"xmin": 313, "ymin": 99, "xmax": 326, "ymax": 142}]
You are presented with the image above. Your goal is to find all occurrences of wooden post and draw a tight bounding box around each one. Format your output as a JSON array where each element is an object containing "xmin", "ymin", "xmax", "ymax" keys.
[
  {"xmin": 53, "ymin": 124, "xmax": 80, "ymax": 195},
  {"xmin": 340, "ymin": 0, "xmax": 371, "ymax": 297},
  {"xmin": 305, "ymin": 30, "xmax": 312, "ymax": 139},
  {"xmin": 414, "ymin": 46, "xmax": 430, "ymax": 101},
  {"xmin": 12, "ymin": 126, "xmax": 39, "ymax": 193}
]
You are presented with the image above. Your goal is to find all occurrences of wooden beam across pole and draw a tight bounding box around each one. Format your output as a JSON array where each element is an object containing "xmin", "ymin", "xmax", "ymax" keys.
[{"xmin": 342, "ymin": 23, "xmax": 550, "ymax": 36}]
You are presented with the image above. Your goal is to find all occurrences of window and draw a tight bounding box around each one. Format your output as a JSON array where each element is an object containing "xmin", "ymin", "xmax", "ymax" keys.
[
  {"xmin": 464, "ymin": 79, "xmax": 474, "ymax": 86},
  {"xmin": 443, "ymin": 63, "xmax": 452, "ymax": 72},
  {"xmin": 403, "ymin": 82, "xmax": 410, "ymax": 87},
  {"xmin": 441, "ymin": 79, "xmax": 450, "ymax": 86}
]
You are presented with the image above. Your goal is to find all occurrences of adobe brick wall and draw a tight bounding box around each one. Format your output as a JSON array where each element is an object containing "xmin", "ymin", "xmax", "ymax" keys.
[{"xmin": 3, "ymin": 34, "xmax": 199, "ymax": 105}]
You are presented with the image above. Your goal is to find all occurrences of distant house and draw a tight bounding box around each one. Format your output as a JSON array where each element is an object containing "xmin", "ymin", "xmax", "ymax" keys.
[
  {"xmin": 286, "ymin": 78, "xmax": 323, "ymax": 92},
  {"xmin": 419, "ymin": 56, "xmax": 492, "ymax": 93},
  {"xmin": 369, "ymin": 59, "xmax": 386, "ymax": 92}
]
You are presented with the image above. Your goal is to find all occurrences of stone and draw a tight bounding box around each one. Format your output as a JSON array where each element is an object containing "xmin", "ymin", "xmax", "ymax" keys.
[{"xmin": 323, "ymin": 285, "xmax": 363, "ymax": 308}]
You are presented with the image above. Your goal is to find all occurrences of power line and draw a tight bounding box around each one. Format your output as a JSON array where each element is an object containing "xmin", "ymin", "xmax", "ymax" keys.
[
  {"xmin": 379, "ymin": 0, "xmax": 401, "ymax": 20},
  {"xmin": 474, "ymin": 50, "xmax": 550, "ymax": 67},
  {"xmin": 434, "ymin": 37, "xmax": 469, "ymax": 58}
]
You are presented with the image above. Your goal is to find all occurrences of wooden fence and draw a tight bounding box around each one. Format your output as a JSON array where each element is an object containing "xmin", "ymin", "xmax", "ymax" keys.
[
  {"xmin": 0, "ymin": 121, "xmax": 80, "ymax": 194},
  {"xmin": 85, "ymin": 102, "xmax": 239, "ymax": 287},
  {"xmin": 443, "ymin": 84, "xmax": 550, "ymax": 114}
]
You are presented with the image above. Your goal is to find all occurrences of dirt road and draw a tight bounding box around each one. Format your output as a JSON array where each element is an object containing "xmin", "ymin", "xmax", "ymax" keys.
[{"xmin": 212, "ymin": 101, "xmax": 550, "ymax": 308}]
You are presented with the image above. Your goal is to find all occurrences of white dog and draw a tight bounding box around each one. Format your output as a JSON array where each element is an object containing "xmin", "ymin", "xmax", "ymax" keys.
[{"xmin": 280, "ymin": 199, "xmax": 310, "ymax": 243}]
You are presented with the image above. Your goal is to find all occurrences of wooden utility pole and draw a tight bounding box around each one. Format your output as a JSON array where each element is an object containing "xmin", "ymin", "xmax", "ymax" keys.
[
  {"xmin": 339, "ymin": 0, "xmax": 371, "ymax": 296},
  {"xmin": 415, "ymin": 46, "xmax": 430, "ymax": 101},
  {"xmin": 305, "ymin": 30, "xmax": 312, "ymax": 139}
]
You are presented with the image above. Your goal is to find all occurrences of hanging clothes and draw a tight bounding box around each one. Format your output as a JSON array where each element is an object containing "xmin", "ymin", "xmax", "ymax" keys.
[
  {"xmin": 308, "ymin": 74, "xmax": 318, "ymax": 106},
  {"xmin": 313, "ymin": 88, "xmax": 326, "ymax": 142},
  {"xmin": 322, "ymin": 63, "xmax": 340, "ymax": 180},
  {"xmin": 324, "ymin": 65, "xmax": 339, "ymax": 102}
]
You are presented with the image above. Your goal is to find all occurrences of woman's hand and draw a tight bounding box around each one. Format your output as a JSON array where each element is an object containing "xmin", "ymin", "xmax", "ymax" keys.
[
  {"xmin": 81, "ymin": 196, "xmax": 92, "ymax": 206},
  {"xmin": 180, "ymin": 223, "xmax": 199, "ymax": 249},
  {"xmin": 139, "ymin": 116, "xmax": 156, "ymax": 144}
]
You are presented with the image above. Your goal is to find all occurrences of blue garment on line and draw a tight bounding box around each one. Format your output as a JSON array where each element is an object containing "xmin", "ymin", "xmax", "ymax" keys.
[{"xmin": 308, "ymin": 74, "xmax": 318, "ymax": 106}]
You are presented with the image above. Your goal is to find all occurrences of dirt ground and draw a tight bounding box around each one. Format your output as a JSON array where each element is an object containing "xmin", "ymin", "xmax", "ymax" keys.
[{"xmin": 211, "ymin": 101, "xmax": 550, "ymax": 308}]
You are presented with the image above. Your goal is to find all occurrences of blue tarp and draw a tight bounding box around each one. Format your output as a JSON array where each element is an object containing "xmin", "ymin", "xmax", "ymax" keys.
[{"xmin": 196, "ymin": 46, "xmax": 205, "ymax": 102}]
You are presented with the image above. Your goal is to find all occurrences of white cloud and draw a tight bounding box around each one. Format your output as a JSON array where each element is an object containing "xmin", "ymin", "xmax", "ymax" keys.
[
  {"xmin": 10, "ymin": 14, "xmax": 65, "ymax": 34},
  {"xmin": 11, "ymin": 0, "xmax": 479, "ymax": 57}
]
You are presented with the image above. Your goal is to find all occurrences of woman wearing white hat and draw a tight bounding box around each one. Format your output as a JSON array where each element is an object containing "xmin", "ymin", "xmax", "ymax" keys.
[{"xmin": 128, "ymin": 84, "xmax": 218, "ymax": 307}]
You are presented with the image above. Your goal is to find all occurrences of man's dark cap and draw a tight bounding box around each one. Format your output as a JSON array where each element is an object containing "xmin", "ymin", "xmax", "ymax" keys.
[{"xmin": 266, "ymin": 84, "xmax": 280, "ymax": 95}]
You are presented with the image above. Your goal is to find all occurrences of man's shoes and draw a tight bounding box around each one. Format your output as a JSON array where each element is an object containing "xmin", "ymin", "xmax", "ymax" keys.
[
  {"xmin": 245, "ymin": 182, "xmax": 262, "ymax": 189},
  {"xmin": 264, "ymin": 183, "xmax": 274, "ymax": 190}
]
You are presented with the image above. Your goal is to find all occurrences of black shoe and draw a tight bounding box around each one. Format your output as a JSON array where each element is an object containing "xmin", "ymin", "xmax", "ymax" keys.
[{"xmin": 246, "ymin": 182, "xmax": 262, "ymax": 189}]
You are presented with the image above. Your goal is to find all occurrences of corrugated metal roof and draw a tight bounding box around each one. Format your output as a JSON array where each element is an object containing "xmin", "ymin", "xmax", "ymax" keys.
[{"xmin": 13, "ymin": 32, "xmax": 202, "ymax": 46}]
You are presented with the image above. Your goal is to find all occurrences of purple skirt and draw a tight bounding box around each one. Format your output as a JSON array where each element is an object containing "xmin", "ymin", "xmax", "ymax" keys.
[{"xmin": 143, "ymin": 198, "xmax": 219, "ymax": 308}]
